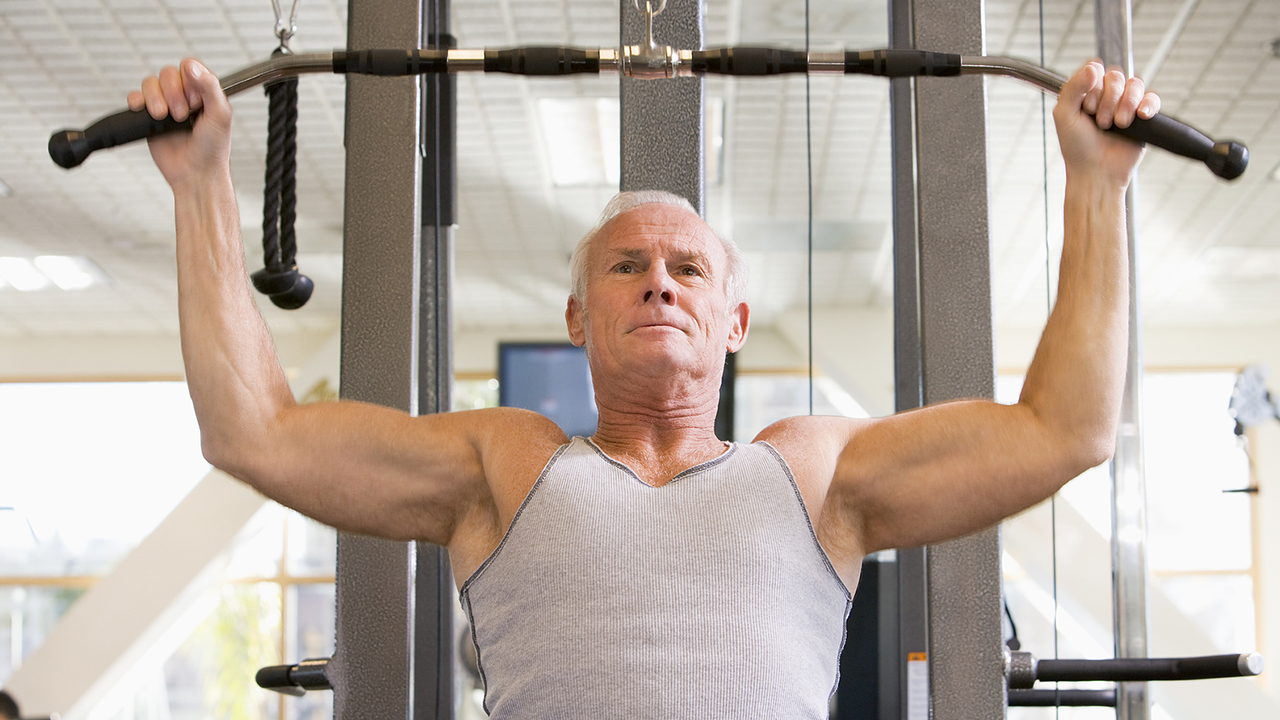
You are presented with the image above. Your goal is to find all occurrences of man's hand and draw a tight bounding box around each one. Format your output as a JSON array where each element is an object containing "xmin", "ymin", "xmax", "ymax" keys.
[
  {"xmin": 127, "ymin": 58, "xmax": 232, "ymax": 192},
  {"xmin": 1055, "ymin": 60, "xmax": 1161, "ymax": 188}
]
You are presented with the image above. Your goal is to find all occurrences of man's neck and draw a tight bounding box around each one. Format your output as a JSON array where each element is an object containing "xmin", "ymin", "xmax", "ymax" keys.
[{"xmin": 589, "ymin": 378, "xmax": 726, "ymax": 486}]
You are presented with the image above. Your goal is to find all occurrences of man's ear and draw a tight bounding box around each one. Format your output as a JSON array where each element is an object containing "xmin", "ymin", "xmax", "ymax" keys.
[
  {"xmin": 566, "ymin": 296, "xmax": 586, "ymax": 347},
  {"xmin": 726, "ymin": 301, "xmax": 750, "ymax": 353}
]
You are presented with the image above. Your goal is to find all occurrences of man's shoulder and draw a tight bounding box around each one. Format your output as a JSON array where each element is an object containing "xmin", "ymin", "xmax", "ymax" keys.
[
  {"xmin": 434, "ymin": 406, "xmax": 569, "ymax": 442},
  {"xmin": 753, "ymin": 414, "xmax": 870, "ymax": 448}
]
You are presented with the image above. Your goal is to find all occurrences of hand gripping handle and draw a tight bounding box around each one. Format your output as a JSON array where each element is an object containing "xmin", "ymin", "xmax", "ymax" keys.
[
  {"xmin": 1109, "ymin": 112, "xmax": 1248, "ymax": 180},
  {"xmin": 49, "ymin": 109, "xmax": 192, "ymax": 169}
]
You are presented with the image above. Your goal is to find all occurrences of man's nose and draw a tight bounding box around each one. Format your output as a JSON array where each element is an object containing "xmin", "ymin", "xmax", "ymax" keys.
[{"xmin": 642, "ymin": 267, "xmax": 677, "ymax": 305}]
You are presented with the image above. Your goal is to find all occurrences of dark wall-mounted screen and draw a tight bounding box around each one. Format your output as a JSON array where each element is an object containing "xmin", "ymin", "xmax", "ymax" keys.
[{"xmin": 498, "ymin": 343, "xmax": 598, "ymax": 438}]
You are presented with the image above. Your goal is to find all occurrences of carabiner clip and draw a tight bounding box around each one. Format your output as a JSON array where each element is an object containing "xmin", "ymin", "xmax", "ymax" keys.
[{"xmin": 271, "ymin": 0, "xmax": 301, "ymax": 52}]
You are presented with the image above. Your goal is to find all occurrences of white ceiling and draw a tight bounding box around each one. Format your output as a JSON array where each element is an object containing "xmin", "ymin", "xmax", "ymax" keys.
[{"xmin": 1, "ymin": 0, "xmax": 1278, "ymax": 350}]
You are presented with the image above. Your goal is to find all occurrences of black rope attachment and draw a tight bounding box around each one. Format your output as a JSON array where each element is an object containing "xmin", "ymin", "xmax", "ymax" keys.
[{"xmin": 253, "ymin": 48, "xmax": 313, "ymax": 310}]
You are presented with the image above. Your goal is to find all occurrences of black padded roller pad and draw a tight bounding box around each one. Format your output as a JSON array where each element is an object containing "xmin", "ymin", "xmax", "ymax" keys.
[
  {"xmin": 49, "ymin": 109, "xmax": 192, "ymax": 169},
  {"xmin": 1037, "ymin": 654, "xmax": 1258, "ymax": 682}
]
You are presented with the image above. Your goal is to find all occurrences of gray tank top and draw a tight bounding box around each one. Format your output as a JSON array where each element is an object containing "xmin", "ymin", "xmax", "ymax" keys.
[{"xmin": 460, "ymin": 437, "xmax": 852, "ymax": 718}]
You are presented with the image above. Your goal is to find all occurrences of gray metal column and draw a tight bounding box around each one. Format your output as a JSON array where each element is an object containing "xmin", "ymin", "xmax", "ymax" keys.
[
  {"xmin": 893, "ymin": 0, "xmax": 1005, "ymax": 718},
  {"xmin": 1096, "ymin": 1, "xmax": 1151, "ymax": 719},
  {"xmin": 330, "ymin": 0, "xmax": 424, "ymax": 717},
  {"xmin": 619, "ymin": 0, "xmax": 703, "ymax": 212}
]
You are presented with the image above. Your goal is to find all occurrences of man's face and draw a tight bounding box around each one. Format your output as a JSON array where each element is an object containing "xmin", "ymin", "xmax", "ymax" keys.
[{"xmin": 565, "ymin": 203, "xmax": 748, "ymax": 384}]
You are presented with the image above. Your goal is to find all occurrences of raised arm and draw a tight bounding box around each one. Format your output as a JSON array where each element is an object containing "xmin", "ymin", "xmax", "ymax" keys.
[
  {"xmin": 769, "ymin": 61, "xmax": 1158, "ymax": 563},
  {"xmin": 131, "ymin": 60, "xmax": 563, "ymax": 552}
]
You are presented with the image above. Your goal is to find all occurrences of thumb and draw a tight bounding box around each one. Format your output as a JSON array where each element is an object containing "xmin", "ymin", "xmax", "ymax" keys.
[
  {"xmin": 1056, "ymin": 61, "xmax": 1103, "ymax": 119},
  {"xmin": 181, "ymin": 58, "xmax": 223, "ymax": 116}
]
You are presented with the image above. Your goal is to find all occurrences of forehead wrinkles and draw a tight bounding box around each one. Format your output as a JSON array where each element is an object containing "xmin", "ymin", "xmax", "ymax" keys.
[{"xmin": 593, "ymin": 209, "xmax": 724, "ymax": 272}]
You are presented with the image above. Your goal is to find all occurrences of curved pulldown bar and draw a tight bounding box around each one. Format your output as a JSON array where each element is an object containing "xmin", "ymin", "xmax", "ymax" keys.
[{"xmin": 50, "ymin": 47, "xmax": 1248, "ymax": 179}]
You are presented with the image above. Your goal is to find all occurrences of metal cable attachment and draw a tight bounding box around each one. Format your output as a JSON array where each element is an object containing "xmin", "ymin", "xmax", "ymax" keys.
[{"xmin": 270, "ymin": 0, "xmax": 301, "ymax": 48}]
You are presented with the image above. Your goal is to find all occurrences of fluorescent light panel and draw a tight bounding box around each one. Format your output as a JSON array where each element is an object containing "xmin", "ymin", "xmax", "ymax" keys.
[
  {"xmin": 539, "ymin": 98, "xmax": 620, "ymax": 187},
  {"xmin": 0, "ymin": 256, "xmax": 109, "ymax": 291},
  {"xmin": 539, "ymin": 97, "xmax": 723, "ymax": 188}
]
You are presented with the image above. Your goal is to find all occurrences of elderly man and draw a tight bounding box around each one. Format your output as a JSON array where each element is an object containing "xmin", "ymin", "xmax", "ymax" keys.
[{"xmin": 132, "ymin": 58, "xmax": 1157, "ymax": 717}]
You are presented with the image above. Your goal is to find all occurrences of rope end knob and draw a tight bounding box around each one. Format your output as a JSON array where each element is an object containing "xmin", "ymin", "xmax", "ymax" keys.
[{"xmin": 251, "ymin": 266, "xmax": 313, "ymax": 309}]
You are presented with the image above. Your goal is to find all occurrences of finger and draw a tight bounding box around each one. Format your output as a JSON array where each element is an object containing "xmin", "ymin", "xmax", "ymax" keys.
[
  {"xmin": 127, "ymin": 90, "xmax": 145, "ymax": 112},
  {"xmin": 141, "ymin": 75, "xmax": 167, "ymax": 120},
  {"xmin": 1113, "ymin": 76, "xmax": 1146, "ymax": 128},
  {"xmin": 1093, "ymin": 68, "xmax": 1127, "ymax": 129},
  {"xmin": 1137, "ymin": 90, "xmax": 1160, "ymax": 120},
  {"xmin": 158, "ymin": 65, "xmax": 190, "ymax": 122}
]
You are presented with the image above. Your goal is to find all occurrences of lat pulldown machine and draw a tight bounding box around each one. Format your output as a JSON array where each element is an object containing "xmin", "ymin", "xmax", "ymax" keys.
[{"xmin": 44, "ymin": 0, "xmax": 1263, "ymax": 714}]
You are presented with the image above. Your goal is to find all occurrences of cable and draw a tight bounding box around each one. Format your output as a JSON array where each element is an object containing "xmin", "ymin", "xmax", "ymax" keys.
[
  {"xmin": 805, "ymin": 0, "xmax": 814, "ymax": 416},
  {"xmin": 1034, "ymin": 1, "xmax": 1061, "ymax": 716}
]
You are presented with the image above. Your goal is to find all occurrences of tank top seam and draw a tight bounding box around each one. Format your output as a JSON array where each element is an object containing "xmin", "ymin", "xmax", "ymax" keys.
[
  {"xmin": 460, "ymin": 590, "xmax": 494, "ymax": 715},
  {"xmin": 756, "ymin": 440, "xmax": 854, "ymax": 602},
  {"xmin": 459, "ymin": 439, "xmax": 574, "ymax": 596},
  {"xmin": 583, "ymin": 435, "xmax": 739, "ymax": 487},
  {"xmin": 754, "ymin": 440, "xmax": 856, "ymax": 707}
]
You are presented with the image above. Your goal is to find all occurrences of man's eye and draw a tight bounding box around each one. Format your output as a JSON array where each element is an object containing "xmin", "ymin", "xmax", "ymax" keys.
[
  {"xmin": 680, "ymin": 266, "xmax": 701, "ymax": 276},
  {"xmin": 615, "ymin": 263, "xmax": 634, "ymax": 273}
]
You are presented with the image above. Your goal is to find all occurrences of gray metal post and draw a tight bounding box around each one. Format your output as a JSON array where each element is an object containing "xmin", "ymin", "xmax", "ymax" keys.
[
  {"xmin": 894, "ymin": 0, "xmax": 1005, "ymax": 718},
  {"xmin": 619, "ymin": 0, "xmax": 703, "ymax": 212},
  {"xmin": 1096, "ymin": 1, "xmax": 1150, "ymax": 719},
  {"xmin": 330, "ymin": 0, "xmax": 424, "ymax": 717}
]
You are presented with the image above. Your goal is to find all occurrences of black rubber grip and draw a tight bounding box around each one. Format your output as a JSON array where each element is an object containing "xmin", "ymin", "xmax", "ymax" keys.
[
  {"xmin": 484, "ymin": 47, "xmax": 599, "ymax": 75},
  {"xmin": 49, "ymin": 109, "xmax": 191, "ymax": 169},
  {"xmin": 1037, "ymin": 654, "xmax": 1256, "ymax": 682},
  {"xmin": 845, "ymin": 49, "xmax": 962, "ymax": 78},
  {"xmin": 691, "ymin": 47, "xmax": 808, "ymax": 75},
  {"xmin": 254, "ymin": 665, "xmax": 304, "ymax": 696},
  {"xmin": 1008, "ymin": 689, "xmax": 1117, "ymax": 707},
  {"xmin": 1109, "ymin": 112, "xmax": 1248, "ymax": 180},
  {"xmin": 334, "ymin": 49, "xmax": 448, "ymax": 76}
]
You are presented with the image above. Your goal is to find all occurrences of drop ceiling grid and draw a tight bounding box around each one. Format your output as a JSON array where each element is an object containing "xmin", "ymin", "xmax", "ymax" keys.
[
  {"xmin": 1, "ymin": 0, "xmax": 1276, "ymax": 340},
  {"xmin": 0, "ymin": 0, "xmax": 351, "ymax": 336}
]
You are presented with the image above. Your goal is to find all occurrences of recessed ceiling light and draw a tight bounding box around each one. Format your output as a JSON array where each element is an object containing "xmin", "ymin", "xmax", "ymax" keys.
[
  {"xmin": 0, "ymin": 256, "xmax": 110, "ymax": 291},
  {"xmin": 538, "ymin": 97, "xmax": 620, "ymax": 187},
  {"xmin": 35, "ymin": 256, "xmax": 106, "ymax": 290},
  {"xmin": 0, "ymin": 258, "xmax": 50, "ymax": 291}
]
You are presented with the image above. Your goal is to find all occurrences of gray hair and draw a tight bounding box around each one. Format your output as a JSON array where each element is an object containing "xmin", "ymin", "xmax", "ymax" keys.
[{"xmin": 569, "ymin": 190, "xmax": 748, "ymax": 311}]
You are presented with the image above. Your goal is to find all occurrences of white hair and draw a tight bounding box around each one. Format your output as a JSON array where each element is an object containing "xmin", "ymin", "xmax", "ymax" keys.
[{"xmin": 569, "ymin": 190, "xmax": 748, "ymax": 311}]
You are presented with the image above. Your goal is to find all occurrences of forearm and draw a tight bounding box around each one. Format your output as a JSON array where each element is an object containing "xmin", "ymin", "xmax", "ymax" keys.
[
  {"xmin": 1019, "ymin": 174, "xmax": 1129, "ymax": 469},
  {"xmin": 173, "ymin": 170, "xmax": 295, "ymax": 473}
]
